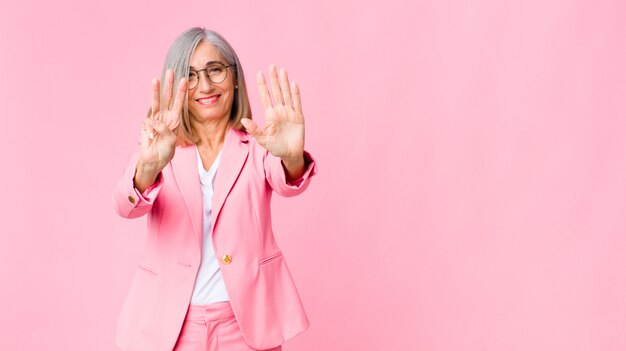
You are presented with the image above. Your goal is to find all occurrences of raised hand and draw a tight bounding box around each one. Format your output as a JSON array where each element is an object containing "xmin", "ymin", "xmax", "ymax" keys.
[
  {"xmin": 139, "ymin": 69, "xmax": 187, "ymax": 171},
  {"xmin": 240, "ymin": 65, "xmax": 305, "ymax": 165}
]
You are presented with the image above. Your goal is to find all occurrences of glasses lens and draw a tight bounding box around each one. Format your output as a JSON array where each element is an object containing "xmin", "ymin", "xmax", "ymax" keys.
[
  {"xmin": 188, "ymin": 72, "xmax": 198, "ymax": 90},
  {"xmin": 188, "ymin": 64, "xmax": 229, "ymax": 89},
  {"xmin": 208, "ymin": 65, "xmax": 227, "ymax": 84}
]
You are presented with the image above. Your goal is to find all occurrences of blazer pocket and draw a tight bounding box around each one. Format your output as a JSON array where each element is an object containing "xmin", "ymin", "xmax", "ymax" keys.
[
  {"xmin": 137, "ymin": 264, "xmax": 159, "ymax": 276},
  {"xmin": 258, "ymin": 251, "xmax": 283, "ymax": 266}
]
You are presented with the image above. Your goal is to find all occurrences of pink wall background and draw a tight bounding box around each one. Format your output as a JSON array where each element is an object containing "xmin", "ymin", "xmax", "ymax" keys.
[{"xmin": 1, "ymin": 0, "xmax": 625, "ymax": 350}]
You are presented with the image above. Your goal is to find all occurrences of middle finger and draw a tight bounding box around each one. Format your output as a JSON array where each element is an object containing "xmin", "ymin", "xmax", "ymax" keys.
[
  {"xmin": 279, "ymin": 68, "xmax": 293, "ymax": 107},
  {"xmin": 269, "ymin": 64, "xmax": 284, "ymax": 106},
  {"xmin": 163, "ymin": 69, "xmax": 174, "ymax": 109}
]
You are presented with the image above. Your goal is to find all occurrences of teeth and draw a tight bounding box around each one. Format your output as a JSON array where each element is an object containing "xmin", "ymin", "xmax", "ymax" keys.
[{"xmin": 198, "ymin": 96, "xmax": 218, "ymax": 104}]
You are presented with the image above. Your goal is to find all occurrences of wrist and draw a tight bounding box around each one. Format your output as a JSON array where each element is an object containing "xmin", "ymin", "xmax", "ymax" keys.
[
  {"xmin": 137, "ymin": 160, "xmax": 160, "ymax": 176},
  {"xmin": 134, "ymin": 160, "xmax": 161, "ymax": 193},
  {"xmin": 281, "ymin": 153, "xmax": 305, "ymax": 169},
  {"xmin": 281, "ymin": 153, "xmax": 306, "ymax": 182}
]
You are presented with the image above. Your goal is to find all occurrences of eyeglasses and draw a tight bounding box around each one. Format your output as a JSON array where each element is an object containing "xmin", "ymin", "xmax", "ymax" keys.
[{"xmin": 188, "ymin": 62, "xmax": 234, "ymax": 90}]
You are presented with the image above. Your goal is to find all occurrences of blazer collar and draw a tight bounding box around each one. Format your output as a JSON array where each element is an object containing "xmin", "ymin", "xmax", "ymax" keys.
[{"xmin": 171, "ymin": 127, "xmax": 250, "ymax": 255}]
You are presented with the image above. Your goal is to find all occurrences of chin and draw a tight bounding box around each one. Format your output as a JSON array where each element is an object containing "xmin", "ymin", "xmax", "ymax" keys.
[{"xmin": 192, "ymin": 113, "xmax": 231, "ymax": 124}]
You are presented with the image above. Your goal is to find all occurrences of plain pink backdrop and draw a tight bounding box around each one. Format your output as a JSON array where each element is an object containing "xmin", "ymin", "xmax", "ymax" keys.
[{"xmin": 1, "ymin": 0, "xmax": 625, "ymax": 350}]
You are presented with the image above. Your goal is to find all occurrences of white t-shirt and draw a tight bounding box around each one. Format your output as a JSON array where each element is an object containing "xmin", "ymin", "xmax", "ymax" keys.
[{"xmin": 190, "ymin": 146, "xmax": 230, "ymax": 305}]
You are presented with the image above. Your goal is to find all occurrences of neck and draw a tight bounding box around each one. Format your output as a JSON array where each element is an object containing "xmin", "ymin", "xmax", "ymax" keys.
[{"xmin": 193, "ymin": 117, "xmax": 230, "ymax": 152}]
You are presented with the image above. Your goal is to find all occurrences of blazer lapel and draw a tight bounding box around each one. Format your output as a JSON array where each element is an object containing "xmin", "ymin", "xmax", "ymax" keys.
[
  {"xmin": 171, "ymin": 144, "xmax": 203, "ymax": 255},
  {"xmin": 211, "ymin": 128, "xmax": 249, "ymax": 232},
  {"xmin": 170, "ymin": 128, "xmax": 249, "ymax": 255}
]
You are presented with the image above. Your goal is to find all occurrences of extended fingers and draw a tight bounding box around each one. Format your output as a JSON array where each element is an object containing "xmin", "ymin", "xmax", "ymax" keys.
[
  {"xmin": 257, "ymin": 71, "xmax": 272, "ymax": 110},
  {"xmin": 151, "ymin": 77, "xmax": 160, "ymax": 116},
  {"xmin": 162, "ymin": 78, "xmax": 187, "ymax": 130},
  {"xmin": 290, "ymin": 81, "xmax": 303, "ymax": 115},
  {"xmin": 269, "ymin": 64, "xmax": 284, "ymax": 105},
  {"xmin": 171, "ymin": 77, "xmax": 188, "ymax": 115},
  {"xmin": 258, "ymin": 65, "xmax": 301, "ymax": 112},
  {"xmin": 279, "ymin": 68, "xmax": 293, "ymax": 106},
  {"xmin": 163, "ymin": 69, "xmax": 174, "ymax": 109}
]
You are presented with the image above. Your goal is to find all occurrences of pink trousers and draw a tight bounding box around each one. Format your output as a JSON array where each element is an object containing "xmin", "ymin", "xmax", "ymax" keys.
[{"xmin": 173, "ymin": 301, "xmax": 282, "ymax": 351}]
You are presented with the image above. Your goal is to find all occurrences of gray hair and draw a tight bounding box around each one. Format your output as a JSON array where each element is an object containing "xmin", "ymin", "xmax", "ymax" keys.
[{"xmin": 158, "ymin": 27, "xmax": 251, "ymax": 146}]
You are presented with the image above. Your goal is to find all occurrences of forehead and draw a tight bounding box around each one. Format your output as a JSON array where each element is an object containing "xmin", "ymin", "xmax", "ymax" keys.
[{"xmin": 189, "ymin": 41, "xmax": 224, "ymax": 69}]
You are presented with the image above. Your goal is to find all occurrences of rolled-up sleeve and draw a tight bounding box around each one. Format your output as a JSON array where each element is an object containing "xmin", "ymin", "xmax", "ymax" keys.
[{"xmin": 112, "ymin": 147, "xmax": 164, "ymax": 218}]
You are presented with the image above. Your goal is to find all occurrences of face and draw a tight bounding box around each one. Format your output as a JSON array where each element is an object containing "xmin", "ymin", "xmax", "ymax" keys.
[{"xmin": 187, "ymin": 40, "xmax": 236, "ymax": 125}]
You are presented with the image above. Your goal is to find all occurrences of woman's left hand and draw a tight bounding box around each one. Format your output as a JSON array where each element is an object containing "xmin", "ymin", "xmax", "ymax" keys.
[{"xmin": 241, "ymin": 65, "xmax": 305, "ymax": 166}]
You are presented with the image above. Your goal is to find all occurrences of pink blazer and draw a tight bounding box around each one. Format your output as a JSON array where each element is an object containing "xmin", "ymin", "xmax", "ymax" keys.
[{"xmin": 112, "ymin": 127, "xmax": 318, "ymax": 351}]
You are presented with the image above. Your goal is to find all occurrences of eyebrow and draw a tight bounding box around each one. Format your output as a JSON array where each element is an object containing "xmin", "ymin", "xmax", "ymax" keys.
[{"xmin": 189, "ymin": 60, "xmax": 224, "ymax": 70}]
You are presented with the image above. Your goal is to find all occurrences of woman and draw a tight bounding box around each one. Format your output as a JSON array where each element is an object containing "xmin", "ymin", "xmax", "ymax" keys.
[{"xmin": 113, "ymin": 27, "xmax": 317, "ymax": 351}]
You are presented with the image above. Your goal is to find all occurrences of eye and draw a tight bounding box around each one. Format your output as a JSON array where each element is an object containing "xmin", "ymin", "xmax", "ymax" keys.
[
  {"xmin": 209, "ymin": 66, "xmax": 224, "ymax": 73},
  {"xmin": 188, "ymin": 71, "xmax": 198, "ymax": 78}
]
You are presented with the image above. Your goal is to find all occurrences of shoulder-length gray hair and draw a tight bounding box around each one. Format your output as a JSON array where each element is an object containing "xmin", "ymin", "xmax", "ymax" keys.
[{"xmin": 156, "ymin": 27, "xmax": 251, "ymax": 146}]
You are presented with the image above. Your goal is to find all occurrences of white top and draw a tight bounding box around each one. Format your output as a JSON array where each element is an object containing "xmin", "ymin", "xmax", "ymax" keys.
[{"xmin": 190, "ymin": 146, "xmax": 230, "ymax": 305}]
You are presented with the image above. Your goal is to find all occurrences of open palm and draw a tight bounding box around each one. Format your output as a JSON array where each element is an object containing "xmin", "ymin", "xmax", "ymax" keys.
[
  {"xmin": 241, "ymin": 65, "xmax": 305, "ymax": 163},
  {"xmin": 140, "ymin": 69, "xmax": 187, "ymax": 171}
]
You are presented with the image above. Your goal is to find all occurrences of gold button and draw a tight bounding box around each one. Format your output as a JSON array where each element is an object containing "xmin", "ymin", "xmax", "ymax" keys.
[
  {"xmin": 128, "ymin": 195, "xmax": 135, "ymax": 204},
  {"xmin": 222, "ymin": 255, "xmax": 232, "ymax": 265}
]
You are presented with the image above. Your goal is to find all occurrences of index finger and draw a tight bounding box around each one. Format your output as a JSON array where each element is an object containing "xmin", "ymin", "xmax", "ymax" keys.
[
  {"xmin": 151, "ymin": 77, "xmax": 160, "ymax": 117},
  {"xmin": 256, "ymin": 71, "xmax": 272, "ymax": 109}
]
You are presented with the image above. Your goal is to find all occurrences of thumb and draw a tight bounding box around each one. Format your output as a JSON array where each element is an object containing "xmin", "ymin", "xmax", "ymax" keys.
[{"xmin": 241, "ymin": 118, "xmax": 263, "ymax": 139}]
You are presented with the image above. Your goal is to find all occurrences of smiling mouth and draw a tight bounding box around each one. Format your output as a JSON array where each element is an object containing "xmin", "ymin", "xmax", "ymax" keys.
[{"xmin": 196, "ymin": 95, "xmax": 220, "ymax": 105}]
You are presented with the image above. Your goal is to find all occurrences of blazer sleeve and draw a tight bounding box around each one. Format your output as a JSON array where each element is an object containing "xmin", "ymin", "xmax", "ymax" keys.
[
  {"xmin": 112, "ymin": 145, "xmax": 164, "ymax": 219},
  {"xmin": 264, "ymin": 149, "xmax": 318, "ymax": 197}
]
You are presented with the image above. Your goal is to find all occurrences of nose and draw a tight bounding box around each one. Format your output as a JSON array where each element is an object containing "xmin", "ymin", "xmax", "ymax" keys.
[{"xmin": 197, "ymin": 71, "xmax": 214, "ymax": 91}]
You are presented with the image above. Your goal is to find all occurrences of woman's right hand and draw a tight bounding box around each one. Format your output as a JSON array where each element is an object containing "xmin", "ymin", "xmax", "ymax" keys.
[
  {"xmin": 139, "ymin": 69, "xmax": 188, "ymax": 171},
  {"xmin": 134, "ymin": 69, "xmax": 187, "ymax": 193}
]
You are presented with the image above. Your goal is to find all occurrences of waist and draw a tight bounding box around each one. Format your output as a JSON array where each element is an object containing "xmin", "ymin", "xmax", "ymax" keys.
[{"xmin": 185, "ymin": 301, "xmax": 235, "ymax": 322}]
